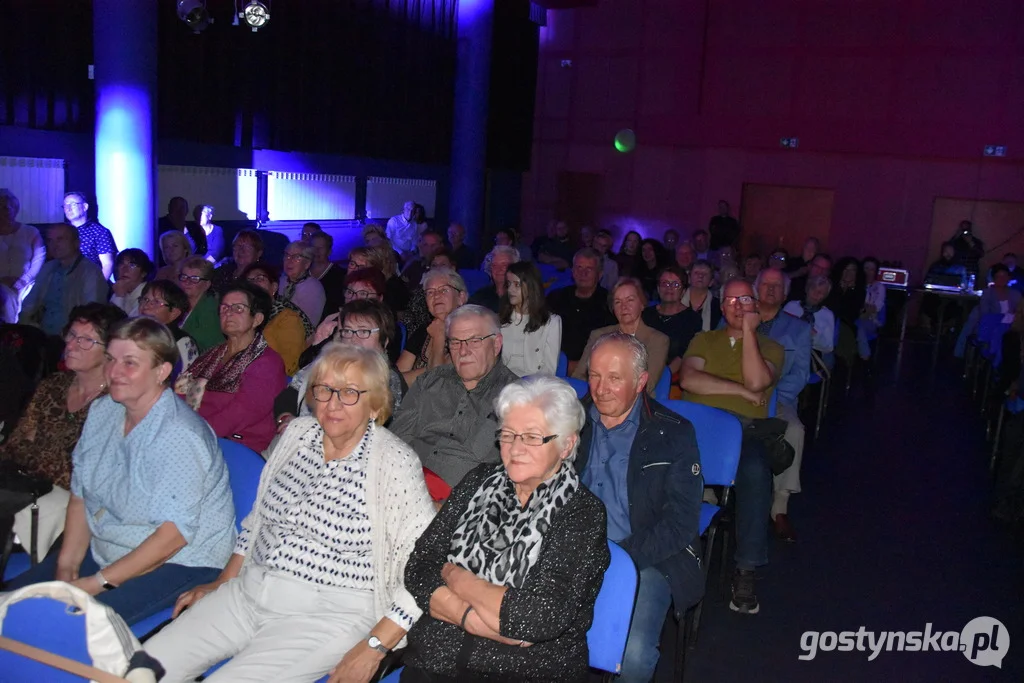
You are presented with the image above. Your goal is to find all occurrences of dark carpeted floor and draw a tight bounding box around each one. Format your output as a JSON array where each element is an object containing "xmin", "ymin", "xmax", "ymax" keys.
[{"xmin": 658, "ymin": 339, "xmax": 1023, "ymax": 683}]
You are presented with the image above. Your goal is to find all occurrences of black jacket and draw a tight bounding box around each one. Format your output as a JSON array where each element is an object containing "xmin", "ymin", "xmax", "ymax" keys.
[{"xmin": 575, "ymin": 393, "xmax": 705, "ymax": 613}]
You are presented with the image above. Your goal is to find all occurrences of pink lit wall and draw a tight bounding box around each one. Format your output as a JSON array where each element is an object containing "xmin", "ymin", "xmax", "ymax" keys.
[{"xmin": 523, "ymin": 0, "xmax": 1024, "ymax": 277}]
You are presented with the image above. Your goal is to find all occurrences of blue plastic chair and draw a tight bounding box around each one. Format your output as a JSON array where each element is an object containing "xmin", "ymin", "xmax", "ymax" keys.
[
  {"xmin": 131, "ymin": 439, "xmax": 266, "ymax": 640},
  {"xmin": 658, "ymin": 400, "xmax": 742, "ymax": 663},
  {"xmin": 556, "ymin": 351, "xmax": 568, "ymax": 377},
  {"xmin": 397, "ymin": 321, "xmax": 407, "ymax": 354},
  {"xmin": 3, "ymin": 552, "xmax": 31, "ymax": 582},
  {"xmin": 564, "ymin": 377, "xmax": 589, "ymax": 399},
  {"xmin": 457, "ymin": 269, "xmax": 491, "ymax": 297},
  {"xmin": 653, "ymin": 367, "xmax": 671, "ymax": 400},
  {"xmin": 0, "ymin": 593, "xmax": 101, "ymax": 682},
  {"xmin": 768, "ymin": 389, "xmax": 777, "ymax": 417}
]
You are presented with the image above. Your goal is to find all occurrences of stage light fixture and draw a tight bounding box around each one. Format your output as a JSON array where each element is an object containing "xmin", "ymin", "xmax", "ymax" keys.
[
  {"xmin": 241, "ymin": 1, "xmax": 270, "ymax": 31},
  {"xmin": 177, "ymin": 0, "xmax": 212, "ymax": 33}
]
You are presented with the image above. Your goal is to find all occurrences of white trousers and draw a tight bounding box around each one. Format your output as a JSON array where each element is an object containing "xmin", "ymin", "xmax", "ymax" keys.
[
  {"xmin": 774, "ymin": 402, "xmax": 805, "ymax": 495},
  {"xmin": 145, "ymin": 564, "xmax": 376, "ymax": 683},
  {"xmin": 12, "ymin": 486, "xmax": 70, "ymax": 557}
]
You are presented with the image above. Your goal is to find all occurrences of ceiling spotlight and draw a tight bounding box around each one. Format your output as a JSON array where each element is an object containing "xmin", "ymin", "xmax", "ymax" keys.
[
  {"xmin": 241, "ymin": 1, "xmax": 270, "ymax": 32},
  {"xmin": 177, "ymin": 0, "xmax": 212, "ymax": 33}
]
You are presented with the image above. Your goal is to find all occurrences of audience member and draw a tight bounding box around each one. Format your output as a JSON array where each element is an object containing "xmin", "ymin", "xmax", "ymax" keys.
[
  {"xmin": 547, "ymin": 248, "xmax": 615, "ymax": 374},
  {"xmin": 679, "ymin": 260, "xmax": 721, "ymax": 334},
  {"xmin": 636, "ymin": 238, "xmax": 666, "ymax": 298},
  {"xmin": 280, "ymin": 240, "xmax": 326, "ymax": 325},
  {"xmin": 663, "ymin": 228, "xmax": 679, "ymax": 253},
  {"xmin": 768, "ymin": 248, "xmax": 788, "ymax": 271},
  {"xmin": 573, "ymin": 278, "xmax": 669, "ymax": 394},
  {"xmin": 387, "ymin": 200, "xmax": 419, "ymax": 261},
  {"xmin": 858, "ymin": 256, "xmax": 886, "ymax": 360},
  {"xmin": 447, "ymin": 222, "xmax": 476, "ymax": 270},
  {"xmin": 139, "ymin": 279, "xmax": 201, "ymax": 373},
  {"xmin": 61, "ymin": 191, "xmax": 117, "ymax": 280},
  {"xmin": 576, "ymin": 332, "xmax": 704, "ymax": 681},
  {"xmin": 789, "ymin": 252, "xmax": 832, "ymax": 303},
  {"xmin": 616, "ymin": 230, "xmax": 642, "ymax": 278},
  {"xmin": 402, "ymin": 376, "xmax": 608, "ymax": 683},
  {"xmin": 642, "ymin": 266, "xmax": 703, "ymax": 378},
  {"xmin": 784, "ymin": 275, "xmax": 836, "ymax": 365},
  {"xmin": 709, "ymin": 200, "xmax": 740, "ymax": 250},
  {"xmin": 397, "ymin": 268, "xmax": 468, "ymax": 385},
  {"xmin": 159, "ymin": 196, "xmax": 206, "ymax": 258},
  {"xmin": 213, "ymin": 229, "xmax": 264, "ymax": 291},
  {"xmin": 301, "ymin": 221, "xmax": 323, "ymax": 242},
  {"xmin": 499, "ymin": 261, "xmax": 562, "ymax": 376},
  {"xmin": 0, "ymin": 189, "xmax": 46, "ymax": 318},
  {"xmin": 593, "ymin": 229, "xmax": 620, "ymax": 289},
  {"xmin": 784, "ymin": 238, "xmax": 819, "ymax": 280},
  {"xmin": 535, "ymin": 220, "xmax": 576, "ymax": 270},
  {"xmin": 308, "ymin": 231, "xmax": 346, "ymax": 319},
  {"xmin": 744, "ymin": 253, "xmax": 764, "ymax": 281},
  {"xmin": 951, "ymin": 219, "xmax": 984, "ymax": 275},
  {"xmin": 390, "ymin": 304, "xmax": 517, "ymax": 488},
  {"xmin": 681, "ymin": 279, "xmax": 784, "ymax": 615},
  {"xmin": 178, "ymin": 256, "xmax": 223, "ymax": 352},
  {"xmin": 402, "ymin": 231, "xmax": 445, "ymax": 290},
  {"xmin": 155, "ymin": 231, "xmax": 193, "ymax": 281},
  {"xmin": 7, "ymin": 318, "xmax": 236, "ymax": 625},
  {"xmin": 278, "ymin": 299, "xmax": 406, "ymax": 430},
  {"xmin": 988, "ymin": 252, "xmax": 1023, "ymax": 287},
  {"xmin": 175, "ymin": 282, "xmax": 287, "ymax": 453},
  {"xmin": 20, "ymin": 224, "xmax": 109, "ymax": 338},
  {"xmin": 241, "ymin": 262, "xmax": 313, "ymax": 375},
  {"xmin": 349, "ymin": 244, "xmax": 409, "ymax": 314},
  {"xmin": 675, "ymin": 240, "xmax": 696, "ymax": 277},
  {"xmin": 955, "ymin": 263, "xmax": 1022, "ymax": 360},
  {"xmin": 692, "ymin": 229, "xmax": 712, "ymax": 261},
  {"xmin": 580, "ymin": 224, "xmax": 595, "ymax": 248},
  {"xmin": 148, "ymin": 344, "xmax": 435, "ymax": 683},
  {"xmin": 193, "ymin": 205, "xmax": 225, "ymax": 263},
  {"xmin": 828, "ymin": 257, "xmax": 865, "ymax": 365},
  {"xmin": 470, "ymin": 245, "xmax": 520, "ymax": 313},
  {"xmin": 752, "ymin": 269, "xmax": 811, "ymax": 542},
  {"xmin": 0, "ymin": 303, "xmax": 127, "ymax": 557},
  {"xmin": 109, "ymin": 248, "xmax": 154, "ymax": 317},
  {"xmin": 495, "ymin": 226, "xmax": 532, "ymax": 263}
]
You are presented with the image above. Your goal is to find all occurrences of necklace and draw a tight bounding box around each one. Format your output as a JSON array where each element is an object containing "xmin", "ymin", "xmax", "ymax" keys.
[{"xmin": 67, "ymin": 378, "xmax": 107, "ymax": 420}]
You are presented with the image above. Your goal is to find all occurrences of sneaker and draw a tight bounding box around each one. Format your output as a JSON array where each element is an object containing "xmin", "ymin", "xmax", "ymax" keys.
[{"xmin": 730, "ymin": 569, "xmax": 760, "ymax": 614}]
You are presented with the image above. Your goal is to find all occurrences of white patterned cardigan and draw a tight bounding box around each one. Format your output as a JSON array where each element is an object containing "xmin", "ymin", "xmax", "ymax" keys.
[{"xmin": 239, "ymin": 416, "xmax": 437, "ymax": 640}]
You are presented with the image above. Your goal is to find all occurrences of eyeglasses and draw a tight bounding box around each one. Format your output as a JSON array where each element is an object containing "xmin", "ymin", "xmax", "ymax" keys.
[
  {"xmin": 658, "ymin": 281, "xmax": 682, "ymax": 289},
  {"xmin": 139, "ymin": 296, "xmax": 170, "ymax": 309},
  {"xmin": 495, "ymin": 430, "xmax": 558, "ymax": 447},
  {"xmin": 62, "ymin": 201, "xmax": 84, "ymax": 209},
  {"xmin": 178, "ymin": 274, "xmax": 209, "ymax": 285},
  {"xmin": 284, "ymin": 253, "xmax": 310, "ymax": 262},
  {"xmin": 340, "ymin": 327, "xmax": 380, "ymax": 339},
  {"xmin": 311, "ymin": 384, "xmax": 368, "ymax": 405},
  {"xmin": 425, "ymin": 286, "xmax": 461, "ymax": 298},
  {"xmin": 345, "ymin": 288, "xmax": 376, "ymax": 300},
  {"xmin": 219, "ymin": 303, "xmax": 252, "ymax": 314},
  {"xmin": 447, "ymin": 334, "xmax": 496, "ymax": 351},
  {"xmin": 64, "ymin": 332, "xmax": 104, "ymax": 350},
  {"xmin": 120, "ymin": 262, "xmax": 141, "ymax": 270},
  {"xmin": 723, "ymin": 295, "xmax": 755, "ymax": 306},
  {"xmin": 246, "ymin": 274, "xmax": 269, "ymax": 284}
]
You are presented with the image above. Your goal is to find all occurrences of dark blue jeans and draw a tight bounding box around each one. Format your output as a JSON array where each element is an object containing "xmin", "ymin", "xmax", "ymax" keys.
[
  {"xmin": 733, "ymin": 436, "xmax": 772, "ymax": 571},
  {"xmin": 5, "ymin": 541, "xmax": 220, "ymax": 626}
]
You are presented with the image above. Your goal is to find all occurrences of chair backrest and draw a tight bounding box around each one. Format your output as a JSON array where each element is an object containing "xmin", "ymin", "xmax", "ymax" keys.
[
  {"xmin": 556, "ymin": 351, "xmax": 568, "ymax": 377},
  {"xmin": 659, "ymin": 399, "xmax": 742, "ymax": 487},
  {"xmin": 218, "ymin": 438, "xmax": 266, "ymax": 531},
  {"xmin": 653, "ymin": 367, "xmax": 671, "ymax": 400},
  {"xmin": 564, "ymin": 376, "xmax": 589, "ymax": 399},
  {"xmin": 457, "ymin": 269, "xmax": 491, "ymax": 297},
  {"xmin": 768, "ymin": 389, "xmax": 778, "ymax": 417},
  {"xmin": 587, "ymin": 541, "xmax": 639, "ymax": 674},
  {"xmin": 397, "ymin": 321, "xmax": 407, "ymax": 354}
]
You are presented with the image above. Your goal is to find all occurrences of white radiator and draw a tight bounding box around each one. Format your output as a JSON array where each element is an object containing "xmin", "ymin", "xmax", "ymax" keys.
[
  {"xmin": 0, "ymin": 156, "xmax": 65, "ymax": 224},
  {"xmin": 157, "ymin": 166, "xmax": 259, "ymax": 220},
  {"xmin": 267, "ymin": 172, "xmax": 357, "ymax": 221},
  {"xmin": 366, "ymin": 177, "xmax": 437, "ymax": 220}
]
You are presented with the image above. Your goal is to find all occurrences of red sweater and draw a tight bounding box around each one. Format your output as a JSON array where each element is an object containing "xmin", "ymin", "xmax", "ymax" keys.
[{"xmin": 198, "ymin": 348, "xmax": 287, "ymax": 453}]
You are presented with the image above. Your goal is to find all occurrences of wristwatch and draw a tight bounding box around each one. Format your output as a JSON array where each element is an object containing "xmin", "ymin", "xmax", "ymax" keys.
[
  {"xmin": 94, "ymin": 570, "xmax": 118, "ymax": 591},
  {"xmin": 367, "ymin": 636, "xmax": 390, "ymax": 655}
]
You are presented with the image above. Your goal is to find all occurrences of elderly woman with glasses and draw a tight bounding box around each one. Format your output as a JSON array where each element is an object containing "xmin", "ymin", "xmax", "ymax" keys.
[
  {"xmin": 109, "ymin": 248, "xmax": 154, "ymax": 317},
  {"xmin": 401, "ymin": 376, "xmax": 610, "ymax": 683},
  {"xmin": 397, "ymin": 268, "xmax": 468, "ymax": 386},
  {"xmin": 280, "ymin": 240, "xmax": 326, "ymax": 325},
  {"xmin": 177, "ymin": 255, "xmax": 224, "ymax": 352},
  {"xmin": 6, "ymin": 318, "xmax": 236, "ymax": 625},
  {"xmin": 174, "ymin": 282, "xmax": 287, "ymax": 453},
  {"xmin": 642, "ymin": 265, "xmax": 703, "ymax": 379},
  {"xmin": 239, "ymin": 262, "xmax": 314, "ymax": 375},
  {"xmin": 147, "ymin": 343, "xmax": 436, "ymax": 683},
  {"xmin": 138, "ymin": 279, "xmax": 201, "ymax": 375},
  {"xmin": 0, "ymin": 303, "xmax": 127, "ymax": 558}
]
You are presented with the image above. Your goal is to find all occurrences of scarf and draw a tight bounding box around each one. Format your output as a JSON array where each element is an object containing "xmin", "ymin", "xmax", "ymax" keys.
[
  {"xmin": 448, "ymin": 462, "xmax": 578, "ymax": 589},
  {"xmin": 176, "ymin": 333, "xmax": 268, "ymax": 410},
  {"xmin": 799, "ymin": 302, "xmax": 821, "ymax": 326},
  {"xmin": 272, "ymin": 296, "xmax": 315, "ymax": 338},
  {"xmin": 682, "ymin": 288, "xmax": 713, "ymax": 331},
  {"xmin": 283, "ymin": 272, "xmax": 309, "ymax": 303}
]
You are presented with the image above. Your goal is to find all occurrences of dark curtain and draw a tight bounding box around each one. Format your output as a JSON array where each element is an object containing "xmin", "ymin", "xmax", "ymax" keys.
[
  {"xmin": 487, "ymin": 0, "xmax": 540, "ymax": 171},
  {"xmin": 158, "ymin": 0, "xmax": 457, "ymax": 163}
]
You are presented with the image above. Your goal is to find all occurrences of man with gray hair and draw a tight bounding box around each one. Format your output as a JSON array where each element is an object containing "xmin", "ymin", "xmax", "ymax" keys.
[
  {"xmin": 575, "ymin": 331, "xmax": 703, "ymax": 682},
  {"xmin": 390, "ymin": 303, "xmax": 518, "ymax": 488},
  {"xmin": 386, "ymin": 200, "xmax": 418, "ymax": 261},
  {"xmin": 469, "ymin": 244, "xmax": 520, "ymax": 313},
  {"xmin": 547, "ymin": 247, "xmax": 615, "ymax": 373}
]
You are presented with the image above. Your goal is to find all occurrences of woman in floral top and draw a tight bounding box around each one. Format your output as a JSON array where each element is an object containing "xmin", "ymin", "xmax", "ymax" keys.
[{"xmin": 0, "ymin": 302, "xmax": 127, "ymax": 556}]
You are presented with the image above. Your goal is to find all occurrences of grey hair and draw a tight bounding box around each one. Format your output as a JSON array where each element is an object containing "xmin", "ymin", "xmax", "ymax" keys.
[
  {"xmin": 574, "ymin": 247, "xmax": 603, "ymax": 266},
  {"xmin": 445, "ymin": 303, "xmax": 500, "ymax": 337},
  {"xmin": 482, "ymin": 245, "xmax": 521, "ymax": 281},
  {"xmin": 754, "ymin": 268, "xmax": 791, "ymax": 298},
  {"xmin": 0, "ymin": 189, "xmax": 21, "ymax": 218},
  {"xmin": 285, "ymin": 240, "xmax": 315, "ymax": 261},
  {"xmin": 608, "ymin": 276, "xmax": 647, "ymax": 310},
  {"xmin": 588, "ymin": 331, "xmax": 649, "ymax": 384},
  {"xmin": 420, "ymin": 266, "xmax": 468, "ymax": 293},
  {"xmin": 807, "ymin": 274, "xmax": 832, "ymax": 297},
  {"xmin": 494, "ymin": 376, "xmax": 586, "ymax": 462}
]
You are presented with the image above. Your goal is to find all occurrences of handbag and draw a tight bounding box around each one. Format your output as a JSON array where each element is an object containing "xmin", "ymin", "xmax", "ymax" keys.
[
  {"xmin": 745, "ymin": 417, "xmax": 796, "ymax": 475},
  {"xmin": 0, "ymin": 462, "xmax": 55, "ymax": 566}
]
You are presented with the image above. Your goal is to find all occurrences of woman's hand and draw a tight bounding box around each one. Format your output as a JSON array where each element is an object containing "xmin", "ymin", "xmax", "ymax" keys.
[
  {"xmin": 441, "ymin": 562, "xmax": 475, "ymax": 594},
  {"xmin": 68, "ymin": 575, "xmax": 102, "ymax": 596},
  {"xmin": 312, "ymin": 313, "xmax": 341, "ymax": 346},
  {"xmin": 171, "ymin": 581, "xmax": 223, "ymax": 618},
  {"xmin": 55, "ymin": 561, "xmax": 80, "ymax": 583},
  {"xmin": 326, "ymin": 641, "xmax": 384, "ymax": 683},
  {"xmin": 276, "ymin": 413, "xmax": 296, "ymax": 434},
  {"xmin": 426, "ymin": 317, "xmax": 446, "ymax": 342}
]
